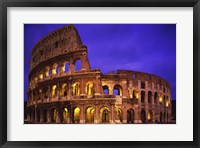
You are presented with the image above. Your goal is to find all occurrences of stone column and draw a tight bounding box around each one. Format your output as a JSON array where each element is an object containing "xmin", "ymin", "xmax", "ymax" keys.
[
  {"xmin": 40, "ymin": 109, "xmax": 44, "ymax": 123},
  {"xmin": 81, "ymin": 53, "xmax": 91, "ymax": 71},
  {"xmin": 110, "ymin": 104, "xmax": 114, "ymax": 124},
  {"xmin": 94, "ymin": 104, "xmax": 100, "ymax": 123},
  {"xmin": 134, "ymin": 105, "xmax": 141, "ymax": 123},
  {"xmin": 80, "ymin": 105, "xmax": 85, "ymax": 123},
  {"xmin": 94, "ymin": 75, "xmax": 100, "ymax": 95},
  {"xmin": 67, "ymin": 108, "xmax": 71, "ymax": 124},
  {"xmin": 69, "ymin": 59, "xmax": 75, "ymax": 73},
  {"xmin": 152, "ymin": 111, "xmax": 155, "ymax": 123},
  {"xmin": 57, "ymin": 84, "xmax": 60, "ymax": 100},
  {"xmin": 122, "ymin": 107, "xmax": 127, "ymax": 124},
  {"xmin": 56, "ymin": 108, "xmax": 61, "ymax": 123},
  {"xmin": 34, "ymin": 106, "xmax": 37, "ymax": 123},
  {"xmin": 48, "ymin": 85, "xmax": 51, "ymax": 101},
  {"xmin": 47, "ymin": 109, "xmax": 51, "ymax": 123}
]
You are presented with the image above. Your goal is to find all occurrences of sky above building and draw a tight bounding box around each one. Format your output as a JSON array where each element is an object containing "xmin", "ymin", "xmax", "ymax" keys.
[{"xmin": 24, "ymin": 24, "xmax": 176, "ymax": 101}]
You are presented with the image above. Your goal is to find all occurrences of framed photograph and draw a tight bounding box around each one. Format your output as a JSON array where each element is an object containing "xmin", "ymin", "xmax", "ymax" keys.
[{"xmin": 0, "ymin": 0, "xmax": 199, "ymax": 148}]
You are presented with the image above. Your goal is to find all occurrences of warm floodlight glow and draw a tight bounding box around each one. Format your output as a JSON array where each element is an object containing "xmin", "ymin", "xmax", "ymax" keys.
[
  {"xmin": 159, "ymin": 97, "xmax": 163, "ymax": 102},
  {"xmin": 86, "ymin": 82, "xmax": 94, "ymax": 96},
  {"xmin": 166, "ymin": 101, "xmax": 169, "ymax": 107},
  {"xmin": 39, "ymin": 73, "xmax": 43, "ymax": 80}
]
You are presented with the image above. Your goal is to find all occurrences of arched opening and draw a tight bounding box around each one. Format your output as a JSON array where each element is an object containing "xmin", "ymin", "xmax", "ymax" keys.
[
  {"xmin": 42, "ymin": 109, "xmax": 47, "ymax": 123},
  {"xmin": 148, "ymin": 91, "xmax": 152, "ymax": 104},
  {"xmin": 43, "ymin": 86, "xmax": 48, "ymax": 99},
  {"xmin": 36, "ymin": 109, "xmax": 40, "ymax": 123},
  {"xmin": 160, "ymin": 112, "xmax": 163, "ymax": 123},
  {"xmin": 72, "ymin": 82, "xmax": 80, "ymax": 96},
  {"xmin": 159, "ymin": 95, "xmax": 163, "ymax": 103},
  {"xmin": 127, "ymin": 109, "xmax": 134, "ymax": 123},
  {"xmin": 85, "ymin": 82, "xmax": 94, "ymax": 96},
  {"xmin": 65, "ymin": 62, "xmax": 69, "ymax": 73},
  {"xmin": 141, "ymin": 82, "xmax": 145, "ymax": 89},
  {"xmin": 103, "ymin": 85, "xmax": 109, "ymax": 95},
  {"xmin": 38, "ymin": 89, "xmax": 42, "ymax": 100},
  {"xmin": 51, "ymin": 108, "xmax": 57, "ymax": 123},
  {"xmin": 51, "ymin": 85, "xmax": 57, "ymax": 98},
  {"xmin": 39, "ymin": 70, "xmax": 43, "ymax": 80},
  {"xmin": 148, "ymin": 110, "xmax": 153, "ymax": 123},
  {"xmin": 75, "ymin": 59, "xmax": 82, "ymax": 71},
  {"xmin": 141, "ymin": 91, "xmax": 145, "ymax": 103},
  {"xmin": 141, "ymin": 109, "xmax": 146, "ymax": 123},
  {"xmin": 100, "ymin": 107, "xmax": 110, "ymax": 123},
  {"xmin": 113, "ymin": 84, "xmax": 122, "ymax": 96},
  {"xmin": 154, "ymin": 92, "xmax": 158, "ymax": 104},
  {"xmin": 45, "ymin": 66, "xmax": 50, "ymax": 77},
  {"xmin": 85, "ymin": 107, "xmax": 95, "ymax": 123},
  {"xmin": 73, "ymin": 107, "xmax": 80, "ymax": 123},
  {"xmin": 60, "ymin": 83, "xmax": 67, "ymax": 97},
  {"xmin": 132, "ymin": 90, "xmax": 138, "ymax": 99},
  {"xmin": 63, "ymin": 108, "xmax": 68, "ymax": 123},
  {"xmin": 52, "ymin": 63, "xmax": 58, "ymax": 75},
  {"xmin": 115, "ymin": 108, "xmax": 122, "ymax": 123}
]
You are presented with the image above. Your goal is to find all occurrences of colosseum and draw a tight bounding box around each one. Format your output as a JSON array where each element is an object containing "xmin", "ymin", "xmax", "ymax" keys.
[{"xmin": 26, "ymin": 24, "xmax": 172, "ymax": 124}]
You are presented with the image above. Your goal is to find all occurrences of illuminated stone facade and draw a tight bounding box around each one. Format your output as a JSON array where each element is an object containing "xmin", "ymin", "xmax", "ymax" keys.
[{"xmin": 26, "ymin": 25, "xmax": 172, "ymax": 124}]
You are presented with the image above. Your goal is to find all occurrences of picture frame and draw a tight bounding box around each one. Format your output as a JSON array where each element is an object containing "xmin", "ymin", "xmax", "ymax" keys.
[{"xmin": 0, "ymin": 0, "xmax": 199, "ymax": 148}]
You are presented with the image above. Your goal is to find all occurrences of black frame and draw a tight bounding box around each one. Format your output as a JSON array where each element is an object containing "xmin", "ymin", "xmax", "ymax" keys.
[{"xmin": 0, "ymin": 0, "xmax": 199, "ymax": 148}]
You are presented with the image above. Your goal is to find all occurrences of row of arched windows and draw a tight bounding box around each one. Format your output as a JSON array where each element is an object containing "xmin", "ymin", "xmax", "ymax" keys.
[
  {"xmin": 141, "ymin": 91, "xmax": 169, "ymax": 106},
  {"xmin": 30, "ymin": 106, "xmax": 169, "ymax": 124},
  {"xmin": 31, "ymin": 60, "xmax": 82, "ymax": 85}
]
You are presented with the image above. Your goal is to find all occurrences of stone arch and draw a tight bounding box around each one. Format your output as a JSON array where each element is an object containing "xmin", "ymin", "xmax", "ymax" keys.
[
  {"xmin": 72, "ymin": 82, "xmax": 80, "ymax": 96},
  {"xmin": 132, "ymin": 90, "xmax": 138, "ymax": 99},
  {"xmin": 100, "ymin": 107, "xmax": 110, "ymax": 123},
  {"xmin": 52, "ymin": 63, "xmax": 58, "ymax": 75},
  {"xmin": 64, "ymin": 61, "xmax": 69, "ymax": 73},
  {"xmin": 42, "ymin": 108, "xmax": 47, "ymax": 123},
  {"xmin": 73, "ymin": 107, "xmax": 80, "ymax": 123},
  {"xmin": 141, "ymin": 109, "xmax": 146, "ymax": 123},
  {"xmin": 141, "ymin": 91, "xmax": 145, "ymax": 103},
  {"xmin": 45, "ymin": 66, "xmax": 50, "ymax": 77},
  {"xmin": 102, "ymin": 85, "xmax": 109, "ymax": 95},
  {"xmin": 60, "ymin": 83, "xmax": 67, "ymax": 97},
  {"xmin": 85, "ymin": 82, "xmax": 94, "ymax": 96},
  {"xmin": 50, "ymin": 108, "xmax": 57, "ymax": 123},
  {"xmin": 148, "ymin": 110, "xmax": 153, "ymax": 123},
  {"xmin": 63, "ymin": 108, "xmax": 68, "ymax": 123},
  {"xmin": 43, "ymin": 86, "xmax": 48, "ymax": 99},
  {"xmin": 115, "ymin": 108, "xmax": 122, "ymax": 123},
  {"xmin": 127, "ymin": 108, "xmax": 134, "ymax": 123},
  {"xmin": 75, "ymin": 59, "xmax": 82, "ymax": 71},
  {"xmin": 148, "ymin": 91, "xmax": 152, "ymax": 104},
  {"xmin": 85, "ymin": 106, "xmax": 95, "ymax": 123},
  {"xmin": 51, "ymin": 85, "xmax": 57, "ymax": 98},
  {"xmin": 39, "ymin": 70, "xmax": 43, "ymax": 80},
  {"xmin": 113, "ymin": 84, "xmax": 122, "ymax": 96}
]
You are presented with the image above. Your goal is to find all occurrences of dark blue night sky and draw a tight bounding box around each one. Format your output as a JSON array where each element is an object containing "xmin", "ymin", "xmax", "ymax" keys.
[{"xmin": 24, "ymin": 24, "xmax": 176, "ymax": 101}]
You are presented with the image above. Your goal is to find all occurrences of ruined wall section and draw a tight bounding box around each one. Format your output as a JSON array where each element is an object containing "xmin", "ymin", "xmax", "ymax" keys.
[{"xmin": 28, "ymin": 25, "xmax": 91, "ymax": 91}]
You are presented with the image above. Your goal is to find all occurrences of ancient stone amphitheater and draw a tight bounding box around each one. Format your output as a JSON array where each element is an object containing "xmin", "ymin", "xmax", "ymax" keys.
[{"xmin": 26, "ymin": 25, "xmax": 172, "ymax": 124}]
